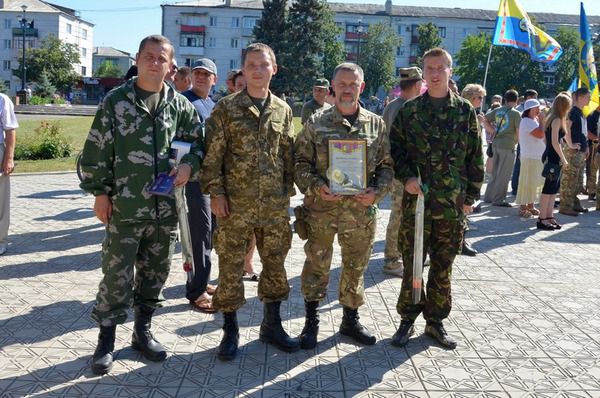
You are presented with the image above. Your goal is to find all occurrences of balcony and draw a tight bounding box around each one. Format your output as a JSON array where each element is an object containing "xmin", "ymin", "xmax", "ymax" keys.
[
  {"xmin": 12, "ymin": 27, "xmax": 38, "ymax": 37},
  {"xmin": 180, "ymin": 25, "xmax": 205, "ymax": 33},
  {"xmin": 180, "ymin": 47, "xmax": 205, "ymax": 56}
]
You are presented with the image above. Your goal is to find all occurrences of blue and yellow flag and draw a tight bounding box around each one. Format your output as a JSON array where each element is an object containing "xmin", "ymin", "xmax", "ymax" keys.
[
  {"xmin": 492, "ymin": 0, "xmax": 563, "ymax": 63},
  {"xmin": 579, "ymin": 2, "xmax": 599, "ymax": 114}
]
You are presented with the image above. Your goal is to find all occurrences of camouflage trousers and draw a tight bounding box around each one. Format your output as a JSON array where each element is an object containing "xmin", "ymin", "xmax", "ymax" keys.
[
  {"xmin": 586, "ymin": 142, "xmax": 599, "ymax": 194},
  {"xmin": 91, "ymin": 220, "xmax": 178, "ymax": 327},
  {"xmin": 384, "ymin": 179, "xmax": 404, "ymax": 262},
  {"xmin": 559, "ymin": 148, "xmax": 585, "ymax": 211},
  {"xmin": 396, "ymin": 217, "xmax": 463, "ymax": 323},
  {"xmin": 302, "ymin": 201, "xmax": 377, "ymax": 309},
  {"xmin": 212, "ymin": 206, "xmax": 292, "ymax": 313}
]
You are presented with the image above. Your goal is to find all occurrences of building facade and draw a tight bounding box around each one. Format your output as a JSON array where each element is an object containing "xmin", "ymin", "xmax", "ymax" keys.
[
  {"xmin": 92, "ymin": 47, "xmax": 134, "ymax": 77},
  {"xmin": 162, "ymin": 0, "xmax": 600, "ymax": 94},
  {"xmin": 0, "ymin": 0, "xmax": 94, "ymax": 96}
]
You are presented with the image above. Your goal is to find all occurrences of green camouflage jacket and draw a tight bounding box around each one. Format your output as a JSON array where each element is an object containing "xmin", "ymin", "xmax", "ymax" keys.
[
  {"xmin": 301, "ymin": 99, "xmax": 331, "ymax": 125},
  {"xmin": 390, "ymin": 91, "xmax": 484, "ymax": 220},
  {"xmin": 200, "ymin": 90, "xmax": 295, "ymax": 202},
  {"xmin": 294, "ymin": 105, "xmax": 394, "ymax": 205},
  {"xmin": 79, "ymin": 78, "xmax": 204, "ymax": 223}
]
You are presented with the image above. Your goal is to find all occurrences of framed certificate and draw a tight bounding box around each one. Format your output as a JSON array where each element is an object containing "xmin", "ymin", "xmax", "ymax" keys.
[{"xmin": 328, "ymin": 139, "xmax": 367, "ymax": 195}]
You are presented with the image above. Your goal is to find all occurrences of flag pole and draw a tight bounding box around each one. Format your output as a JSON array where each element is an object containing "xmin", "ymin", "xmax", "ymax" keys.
[{"xmin": 482, "ymin": 43, "xmax": 493, "ymax": 91}]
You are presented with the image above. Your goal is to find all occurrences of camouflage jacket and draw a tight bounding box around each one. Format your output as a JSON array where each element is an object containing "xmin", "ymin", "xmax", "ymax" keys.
[
  {"xmin": 200, "ymin": 89, "xmax": 295, "ymax": 203},
  {"xmin": 79, "ymin": 78, "xmax": 204, "ymax": 223},
  {"xmin": 390, "ymin": 91, "xmax": 484, "ymax": 220},
  {"xmin": 294, "ymin": 105, "xmax": 394, "ymax": 206},
  {"xmin": 301, "ymin": 99, "xmax": 331, "ymax": 125}
]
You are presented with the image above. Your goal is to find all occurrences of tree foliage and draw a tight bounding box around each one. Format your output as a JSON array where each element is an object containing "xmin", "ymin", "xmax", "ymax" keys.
[
  {"xmin": 359, "ymin": 22, "xmax": 401, "ymax": 96},
  {"xmin": 454, "ymin": 33, "xmax": 545, "ymax": 98},
  {"xmin": 553, "ymin": 27, "xmax": 579, "ymax": 93},
  {"xmin": 416, "ymin": 22, "xmax": 442, "ymax": 64},
  {"xmin": 96, "ymin": 60, "xmax": 123, "ymax": 78},
  {"xmin": 13, "ymin": 36, "xmax": 80, "ymax": 93},
  {"xmin": 35, "ymin": 69, "xmax": 56, "ymax": 98},
  {"xmin": 0, "ymin": 80, "xmax": 7, "ymax": 95},
  {"xmin": 253, "ymin": 0, "xmax": 344, "ymax": 96}
]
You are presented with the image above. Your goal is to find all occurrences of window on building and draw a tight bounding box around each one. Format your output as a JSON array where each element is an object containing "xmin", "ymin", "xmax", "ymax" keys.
[
  {"xmin": 397, "ymin": 25, "xmax": 403, "ymax": 34},
  {"xmin": 185, "ymin": 58, "xmax": 193, "ymax": 67},
  {"xmin": 180, "ymin": 32, "xmax": 205, "ymax": 47},
  {"xmin": 438, "ymin": 27, "xmax": 447, "ymax": 38},
  {"xmin": 81, "ymin": 47, "xmax": 87, "ymax": 58},
  {"xmin": 409, "ymin": 45, "xmax": 418, "ymax": 57},
  {"xmin": 2, "ymin": 60, "xmax": 11, "ymax": 71},
  {"xmin": 81, "ymin": 66, "xmax": 87, "ymax": 75},
  {"xmin": 231, "ymin": 38, "xmax": 239, "ymax": 48},
  {"xmin": 208, "ymin": 37, "xmax": 217, "ymax": 48},
  {"xmin": 66, "ymin": 23, "xmax": 72, "ymax": 34},
  {"xmin": 82, "ymin": 28, "xmax": 87, "ymax": 40},
  {"xmin": 3, "ymin": 39, "xmax": 11, "ymax": 49},
  {"xmin": 210, "ymin": 16, "xmax": 217, "ymax": 27},
  {"xmin": 4, "ymin": 19, "xmax": 12, "ymax": 29},
  {"xmin": 230, "ymin": 59, "xmax": 239, "ymax": 69},
  {"xmin": 3, "ymin": 81, "xmax": 9, "ymax": 90},
  {"xmin": 231, "ymin": 17, "xmax": 240, "ymax": 28},
  {"xmin": 243, "ymin": 17, "xmax": 258, "ymax": 29},
  {"xmin": 181, "ymin": 15, "xmax": 202, "ymax": 26},
  {"xmin": 544, "ymin": 75, "xmax": 555, "ymax": 86},
  {"xmin": 396, "ymin": 46, "xmax": 402, "ymax": 56}
]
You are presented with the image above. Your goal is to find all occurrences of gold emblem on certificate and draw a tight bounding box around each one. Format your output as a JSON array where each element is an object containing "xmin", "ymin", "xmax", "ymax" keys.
[{"xmin": 327, "ymin": 139, "xmax": 367, "ymax": 195}]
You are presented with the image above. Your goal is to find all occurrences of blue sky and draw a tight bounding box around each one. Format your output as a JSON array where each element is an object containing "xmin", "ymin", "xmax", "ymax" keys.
[{"xmin": 47, "ymin": 0, "xmax": 600, "ymax": 56}]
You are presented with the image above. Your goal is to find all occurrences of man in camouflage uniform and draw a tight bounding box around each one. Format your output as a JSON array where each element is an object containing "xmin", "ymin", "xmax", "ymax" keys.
[
  {"xmin": 560, "ymin": 87, "xmax": 590, "ymax": 216},
  {"xmin": 301, "ymin": 78, "xmax": 331, "ymax": 125},
  {"xmin": 389, "ymin": 48, "xmax": 483, "ymax": 349},
  {"xmin": 80, "ymin": 35, "xmax": 204, "ymax": 375},
  {"xmin": 382, "ymin": 67, "xmax": 423, "ymax": 277},
  {"xmin": 200, "ymin": 43, "xmax": 299, "ymax": 361},
  {"xmin": 294, "ymin": 63, "xmax": 394, "ymax": 349}
]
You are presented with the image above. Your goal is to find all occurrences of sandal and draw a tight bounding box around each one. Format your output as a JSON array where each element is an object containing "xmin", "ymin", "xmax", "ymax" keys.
[
  {"xmin": 519, "ymin": 209, "xmax": 533, "ymax": 218},
  {"xmin": 528, "ymin": 206, "xmax": 540, "ymax": 216},
  {"xmin": 548, "ymin": 218, "xmax": 562, "ymax": 229},
  {"xmin": 206, "ymin": 284, "xmax": 217, "ymax": 295},
  {"xmin": 536, "ymin": 218, "xmax": 557, "ymax": 231},
  {"xmin": 243, "ymin": 271, "xmax": 260, "ymax": 282},
  {"xmin": 190, "ymin": 295, "xmax": 216, "ymax": 313}
]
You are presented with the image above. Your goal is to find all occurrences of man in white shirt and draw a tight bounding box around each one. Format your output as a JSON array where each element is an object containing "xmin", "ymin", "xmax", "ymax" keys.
[{"xmin": 0, "ymin": 93, "xmax": 18, "ymax": 255}]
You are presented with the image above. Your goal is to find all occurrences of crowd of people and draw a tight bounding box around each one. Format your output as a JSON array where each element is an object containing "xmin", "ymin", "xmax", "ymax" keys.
[{"xmin": 69, "ymin": 34, "xmax": 597, "ymax": 376}]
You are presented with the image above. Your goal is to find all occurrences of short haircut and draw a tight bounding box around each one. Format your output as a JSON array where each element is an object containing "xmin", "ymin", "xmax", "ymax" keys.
[
  {"xmin": 525, "ymin": 89, "xmax": 538, "ymax": 99},
  {"xmin": 138, "ymin": 34, "xmax": 174, "ymax": 59},
  {"xmin": 332, "ymin": 62, "xmax": 364, "ymax": 81},
  {"xmin": 232, "ymin": 70, "xmax": 244, "ymax": 86},
  {"xmin": 422, "ymin": 47, "xmax": 452, "ymax": 67},
  {"xmin": 243, "ymin": 43, "xmax": 276, "ymax": 66},
  {"xmin": 574, "ymin": 87, "xmax": 591, "ymax": 99},
  {"xmin": 399, "ymin": 79, "xmax": 420, "ymax": 91},
  {"xmin": 175, "ymin": 66, "xmax": 191, "ymax": 79},
  {"xmin": 461, "ymin": 83, "xmax": 487, "ymax": 102},
  {"xmin": 504, "ymin": 89, "xmax": 519, "ymax": 103}
]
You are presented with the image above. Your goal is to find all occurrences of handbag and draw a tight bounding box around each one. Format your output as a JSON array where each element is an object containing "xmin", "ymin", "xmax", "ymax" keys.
[
  {"xmin": 542, "ymin": 161, "xmax": 561, "ymax": 182},
  {"xmin": 486, "ymin": 143, "xmax": 493, "ymax": 157},
  {"xmin": 486, "ymin": 111, "xmax": 508, "ymax": 158}
]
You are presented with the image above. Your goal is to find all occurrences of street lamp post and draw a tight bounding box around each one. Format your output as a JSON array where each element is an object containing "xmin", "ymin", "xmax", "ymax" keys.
[
  {"xmin": 18, "ymin": 5, "xmax": 29, "ymax": 103},
  {"xmin": 356, "ymin": 19, "xmax": 364, "ymax": 65}
]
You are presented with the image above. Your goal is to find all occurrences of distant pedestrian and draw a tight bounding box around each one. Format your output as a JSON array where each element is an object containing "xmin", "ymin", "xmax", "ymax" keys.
[
  {"xmin": 0, "ymin": 93, "xmax": 18, "ymax": 256},
  {"xmin": 300, "ymin": 78, "xmax": 331, "ymax": 125},
  {"xmin": 173, "ymin": 65, "xmax": 192, "ymax": 92}
]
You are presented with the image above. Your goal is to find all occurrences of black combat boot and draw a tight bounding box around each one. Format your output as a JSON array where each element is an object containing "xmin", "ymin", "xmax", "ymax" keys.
[
  {"xmin": 131, "ymin": 305, "xmax": 167, "ymax": 361},
  {"xmin": 461, "ymin": 241, "xmax": 478, "ymax": 256},
  {"xmin": 424, "ymin": 321, "xmax": 457, "ymax": 349},
  {"xmin": 259, "ymin": 301, "xmax": 301, "ymax": 352},
  {"xmin": 299, "ymin": 300, "xmax": 319, "ymax": 349},
  {"xmin": 218, "ymin": 311, "xmax": 239, "ymax": 361},
  {"xmin": 391, "ymin": 320, "xmax": 415, "ymax": 347},
  {"xmin": 339, "ymin": 307, "xmax": 376, "ymax": 345},
  {"xmin": 91, "ymin": 325, "xmax": 116, "ymax": 375}
]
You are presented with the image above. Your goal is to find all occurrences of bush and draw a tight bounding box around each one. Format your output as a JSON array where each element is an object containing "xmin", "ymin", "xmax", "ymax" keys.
[
  {"xmin": 14, "ymin": 121, "xmax": 74, "ymax": 160},
  {"xmin": 29, "ymin": 95, "xmax": 51, "ymax": 105}
]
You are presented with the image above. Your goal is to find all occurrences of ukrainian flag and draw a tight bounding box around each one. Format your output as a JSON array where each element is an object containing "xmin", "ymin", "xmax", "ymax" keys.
[
  {"xmin": 492, "ymin": 0, "xmax": 563, "ymax": 63},
  {"xmin": 579, "ymin": 2, "xmax": 599, "ymax": 113}
]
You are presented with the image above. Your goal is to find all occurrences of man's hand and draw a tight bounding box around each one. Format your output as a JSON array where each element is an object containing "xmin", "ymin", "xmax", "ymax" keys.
[
  {"xmin": 171, "ymin": 163, "xmax": 192, "ymax": 187},
  {"xmin": 319, "ymin": 184, "xmax": 341, "ymax": 202},
  {"xmin": 1, "ymin": 156, "xmax": 14, "ymax": 176},
  {"xmin": 354, "ymin": 187, "xmax": 377, "ymax": 207},
  {"xmin": 404, "ymin": 178, "xmax": 423, "ymax": 195},
  {"xmin": 94, "ymin": 195, "xmax": 112, "ymax": 224},
  {"xmin": 211, "ymin": 195, "xmax": 230, "ymax": 218},
  {"xmin": 463, "ymin": 204, "xmax": 473, "ymax": 215}
]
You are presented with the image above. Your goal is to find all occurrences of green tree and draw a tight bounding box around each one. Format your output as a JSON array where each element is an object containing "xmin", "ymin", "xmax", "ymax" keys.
[
  {"xmin": 416, "ymin": 22, "xmax": 442, "ymax": 63},
  {"xmin": 253, "ymin": 0, "xmax": 290, "ymax": 94},
  {"xmin": 454, "ymin": 32, "xmax": 545, "ymax": 98},
  {"xmin": 359, "ymin": 22, "xmax": 400, "ymax": 96},
  {"xmin": 35, "ymin": 69, "xmax": 56, "ymax": 98},
  {"xmin": 0, "ymin": 79, "xmax": 7, "ymax": 95},
  {"xmin": 13, "ymin": 35, "xmax": 80, "ymax": 93},
  {"xmin": 553, "ymin": 27, "xmax": 579, "ymax": 92},
  {"xmin": 95, "ymin": 60, "xmax": 123, "ymax": 78}
]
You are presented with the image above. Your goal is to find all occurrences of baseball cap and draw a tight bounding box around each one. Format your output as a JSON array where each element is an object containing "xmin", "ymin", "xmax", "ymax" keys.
[
  {"xmin": 313, "ymin": 78, "xmax": 329, "ymax": 88},
  {"xmin": 398, "ymin": 67, "xmax": 423, "ymax": 82},
  {"xmin": 523, "ymin": 99, "xmax": 541, "ymax": 111},
  {"xmin": 192, "ymin": 58, "xmax": 217, "ymax": 75}
]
